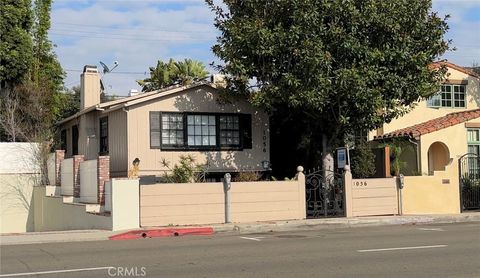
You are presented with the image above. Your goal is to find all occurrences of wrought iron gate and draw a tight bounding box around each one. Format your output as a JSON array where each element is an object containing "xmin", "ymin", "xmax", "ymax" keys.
[
  {"xmin": 305, "ymin": 168, "xmax": 345, "ymax": 218},
  {"xmin": 459, "ymin": 153, "xmax": 480, "ymax": 210}
]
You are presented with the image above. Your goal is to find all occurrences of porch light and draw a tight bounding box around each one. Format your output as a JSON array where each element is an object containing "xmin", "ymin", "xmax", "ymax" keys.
[{"xmin": 262, "ymin": 160, "xmax": 271, "ymax": 170}]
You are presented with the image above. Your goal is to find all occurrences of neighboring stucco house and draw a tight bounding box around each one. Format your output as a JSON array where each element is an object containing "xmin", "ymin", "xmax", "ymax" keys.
[
  {"xmin": 58, "ymin": 65, "xmax": 270, "ymax": 179},
  {"xmin": 371, "ymin": 61, "xmax": 480, "ymax": 176}
]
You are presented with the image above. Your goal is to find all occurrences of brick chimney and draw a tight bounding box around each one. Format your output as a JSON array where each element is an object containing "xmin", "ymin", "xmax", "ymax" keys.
[{"xmin": 80, "ymin": 65, "xmax": 101, "ymax": 110}]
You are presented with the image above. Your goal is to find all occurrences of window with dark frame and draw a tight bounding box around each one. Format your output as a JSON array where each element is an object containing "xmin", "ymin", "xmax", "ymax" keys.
[
  {"xmin": 219, "ymin": 115, "xmax": 240, "ymax": 146},
  {"xmin": 150, "ymin": 112, "xmax": 161, "ymax": 148},
  {"xmin": 99, "ymin": 117, "xmax": 108, "ymax": 154},
  {"xmin": 187, "ymin": 114, "xmax": 216, "ymax": 146},
  {"xmin": 150, "ymin": 112, "xmax": 252, "ymax": 150},
  {"xmin": 162, "ymin": 113, "xmax": 184, "ymax": 146}
]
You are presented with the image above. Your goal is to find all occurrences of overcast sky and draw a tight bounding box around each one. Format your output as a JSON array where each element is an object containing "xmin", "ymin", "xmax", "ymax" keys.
[{"xmin": 50, "ymin": 0, "xmax": 480, "ymax": 96}]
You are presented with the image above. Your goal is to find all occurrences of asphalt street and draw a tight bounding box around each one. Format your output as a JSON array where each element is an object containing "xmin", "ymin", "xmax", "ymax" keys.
[{"xmin": 0, "ymin": 222, "xmax": 479, "ymax": 278}]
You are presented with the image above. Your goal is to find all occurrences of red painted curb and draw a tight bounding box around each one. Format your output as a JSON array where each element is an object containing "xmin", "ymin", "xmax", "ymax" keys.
[{"xmin": 108, "ymin": 227, "xmax": 214, "ymax": 240}]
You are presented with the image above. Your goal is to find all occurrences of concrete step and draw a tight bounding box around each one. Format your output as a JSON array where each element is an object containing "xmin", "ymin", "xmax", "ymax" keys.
[
  {"xmin": 63, "ymin": 196, "xmax": 74, "ymax": 203},
  {"xmin": 86, "ymin": 211, "xmax": 111, "ymax": 217},
  {"xmin": 85, "ymin": 204, "xmax": 102, "ymax": 213},
  {"xmin": 44, "ymin": 185, "xmax": 61, "ymax": 197}
]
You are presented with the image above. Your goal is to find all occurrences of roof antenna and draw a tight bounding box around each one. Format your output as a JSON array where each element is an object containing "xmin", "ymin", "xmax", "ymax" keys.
[
  {"xmin": 99, "ymin": 61, "xmax": 119, "ymax": 95},
  {"xmin": 100, "ymin": 61, "xmax": 119, "ymax": 74}
]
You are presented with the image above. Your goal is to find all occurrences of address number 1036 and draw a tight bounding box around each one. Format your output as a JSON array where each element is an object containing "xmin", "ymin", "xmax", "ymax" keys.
[{"xmin": 353, "ymin": 181, "xmax": 368, "ymax": 187}]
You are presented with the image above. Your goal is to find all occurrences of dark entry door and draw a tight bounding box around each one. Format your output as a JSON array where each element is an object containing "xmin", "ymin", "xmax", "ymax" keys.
[{"xmin": 72, "ymin": 125, "xmax": 79, "ymax": 155}]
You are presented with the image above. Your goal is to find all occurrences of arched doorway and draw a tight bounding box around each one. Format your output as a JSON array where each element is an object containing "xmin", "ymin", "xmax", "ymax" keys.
[{"xmin": 427, "ymin": 142, "xmax": 450, "ymax": 174}]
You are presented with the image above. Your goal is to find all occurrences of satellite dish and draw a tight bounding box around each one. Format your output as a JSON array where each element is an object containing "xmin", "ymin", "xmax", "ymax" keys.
[{"xmin": 99, "ymin": 61, "xmax": 110, "ymax": 74}]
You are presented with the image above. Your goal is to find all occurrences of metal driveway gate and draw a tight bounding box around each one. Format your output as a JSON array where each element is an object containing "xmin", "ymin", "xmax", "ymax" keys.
[
  {"xmin": 459, "ymin": 153, "xmax": 480, "ymax": 210},
  {"xmin": 305, "ymin": 168, "xmax": 345, "ymax": 218}
]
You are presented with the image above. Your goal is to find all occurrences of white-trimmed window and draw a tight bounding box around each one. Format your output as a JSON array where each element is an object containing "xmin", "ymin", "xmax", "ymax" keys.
[
  {"xmin": 468, "ymin": 129, "xmax": 480, "ymax": 155},
  {"xmin": 427, "ymin": 84, "xmax": 466, "ymax": 108}
]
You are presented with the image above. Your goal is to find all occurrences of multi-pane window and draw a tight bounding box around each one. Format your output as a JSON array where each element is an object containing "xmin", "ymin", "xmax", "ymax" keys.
[
  {"xmin": 99, "ymin": 117, "xmax": 108, "ymax": 154},
  {"xmin": 467, "ymin": 129, "xmax": 480, "ymax": 177},
  {"xmin": 219, "ymin": 115, "xmax": 240, "ymax": 146},
  {"xmin": 187, "ymin": 115, "xmax": 216, "ymax": 146},
  {"xmin": 150, "ymin": 112, "xmax": 252, "ymax": 150},
  {"xmin": 161, "ymin": 113, "xmax": 184, "ymax": 146},
  {"xmin": 427, "ymin": 84, "xmax": 466, "ymax": 108},
  {"xmin": 453, "ymin": 85, "xmax": 466, "ymax": 108},
  {"xmin": 468, "ymin": 129, "xmax": 480, "ymax": 156}
]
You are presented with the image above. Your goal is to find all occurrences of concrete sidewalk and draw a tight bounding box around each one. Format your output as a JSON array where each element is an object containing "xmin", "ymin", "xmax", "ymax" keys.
[
  {"xmin": 0, "ymin": 230, "xmax": 116, "ymax": 246},
  {"xmin": 2, "ymin": 212, "xmax": 479, "ymax": 245}
]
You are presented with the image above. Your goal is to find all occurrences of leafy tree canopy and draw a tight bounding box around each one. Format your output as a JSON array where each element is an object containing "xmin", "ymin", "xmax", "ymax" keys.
[
  {"xmin": 137, "ymin": 58, "xmax": 209, "ymax": 92},
  {"xmin": 0, "ymin": 0, "xmax": 65, "ymax": 142},
  {"xmin": 207, "ymin": 0, "xmax": 450, "ymax": 149},
  {"xmin": 0, "ymin": 0, "xmax": 33, "ymax": 89}
]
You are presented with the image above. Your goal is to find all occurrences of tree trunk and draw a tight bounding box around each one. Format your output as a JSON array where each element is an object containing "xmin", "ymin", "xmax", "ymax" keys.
[{"xmin": 322, "ymin": 134, "xmax": 334, "ymax": 216}]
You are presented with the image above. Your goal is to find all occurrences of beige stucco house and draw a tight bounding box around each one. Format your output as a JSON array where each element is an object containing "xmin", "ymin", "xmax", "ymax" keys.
[
  {"xmin": 58, "ymin": 65, "xmax": 270, "ymax": 179},
  {"xmin": 371, "ymin": 61, "xmax": 480, "ymax": 176}
]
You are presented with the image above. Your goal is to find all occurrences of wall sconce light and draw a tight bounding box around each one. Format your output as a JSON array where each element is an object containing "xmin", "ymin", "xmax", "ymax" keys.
[{"xmin": 261, "ymin": 160, "xmax": 271, "ymax": 170}]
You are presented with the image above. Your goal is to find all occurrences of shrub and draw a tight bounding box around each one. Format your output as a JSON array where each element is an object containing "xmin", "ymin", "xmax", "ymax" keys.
[
  {"xmin": 161, "ymin": 155, "xmax": 206, "ymax": 183},
  {"xmin": 232, "ymin": 171, "xmax": 261, "ymax": 182},
  {"xmin": 350, "ymin": 140, "xmax": 376, "ymax": 178}
]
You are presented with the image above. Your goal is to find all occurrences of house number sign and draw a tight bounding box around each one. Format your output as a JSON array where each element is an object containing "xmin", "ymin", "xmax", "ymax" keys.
[{"xmin": 353, "ymin": 181, "xmax": 368, "ymax": 187}]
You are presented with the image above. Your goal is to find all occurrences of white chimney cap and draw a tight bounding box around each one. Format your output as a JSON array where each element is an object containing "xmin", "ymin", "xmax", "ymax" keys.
[
  {"xmin": 128, "ymin": 89, "xmax": 140, "ymax": 97},
  {"xmin": 83, "ymin": 65, "xmax": 98, "ymax": 73}
]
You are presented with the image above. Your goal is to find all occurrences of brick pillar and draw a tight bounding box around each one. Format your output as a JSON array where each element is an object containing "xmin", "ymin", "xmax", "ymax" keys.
[
  {"xmin": 97, "ymin": 156, "xmax": 110, "ymax": 205},
  {"xmin": 55, "ymin": 150, "xmax": 65, "ymax": 186},
  {"xmin": 73, "ymin": 155, "xmax": 85, "ymax": 198}
]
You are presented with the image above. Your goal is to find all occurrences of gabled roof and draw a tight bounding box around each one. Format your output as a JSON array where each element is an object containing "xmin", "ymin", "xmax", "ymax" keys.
[
  {"xmin": 58, "ymin": 82, "xmax": 217, "ymax": 125},
  {"xmin": 431, "ymin": 61, "xmax": 480, "ymax": 79},
  {"xmin": 375, "ymin": 108, "xmax": 480, "ymax": 139}
]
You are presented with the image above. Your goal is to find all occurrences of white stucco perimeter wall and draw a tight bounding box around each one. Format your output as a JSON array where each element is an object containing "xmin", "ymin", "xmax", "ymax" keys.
[
  {"xmin": 0, "ymin": 143, "xmax": 39, "ymax": 174},
  {"xmin": 109, "ymin": 179, "xmax": 140, "ymax": 231},
  {"xmin": 0, "ymin": 143, "xmax": 40, "ymax": 233},
  {"xmin": 0, "ymin": 174, "xmax": 37, "ymax": 233}
]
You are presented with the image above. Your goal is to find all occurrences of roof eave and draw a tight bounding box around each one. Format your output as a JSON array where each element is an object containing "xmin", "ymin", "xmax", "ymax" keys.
[{"xmin": 56, "ymin": 105, "xmax": 103, "ymax": 125}]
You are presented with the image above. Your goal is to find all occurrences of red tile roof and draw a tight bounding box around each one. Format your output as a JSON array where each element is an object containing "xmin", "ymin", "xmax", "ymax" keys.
[
  {"xmin": 375, "ymin": 108, "xmax": 480, "ymax": 139},
  {"xmin": 430, "ymin": 61, "xmax": 480, "ymax": 79}
]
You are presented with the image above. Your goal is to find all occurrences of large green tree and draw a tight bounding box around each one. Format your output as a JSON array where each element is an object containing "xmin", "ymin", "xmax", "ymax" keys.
[
  {"xmin": 31, "ymin": 0, "xmax": 63, "ymax": 91},
  {"xmin": 0, "ymin": 0, "xmax": 64, "ymax": 142},
  {"xmin": 0, "ymin": 0, "xmax": 33, "ymax": 89},
  {"xmin": 207, "ymin": 0, "xmax": 450, "ymax": 174},
  {"xmin": 138, "ymin": 58, "xmax": 209, "ymax": 91}
]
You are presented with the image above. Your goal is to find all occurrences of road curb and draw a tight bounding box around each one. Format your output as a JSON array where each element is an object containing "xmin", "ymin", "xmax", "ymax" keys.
[
  {"xmin": 211, "ymin": 214, "xmax": 480, "ymax": 234},
  {"xmin": 108, "ymin": 227, "xmax": 214, "ymax": 240}
]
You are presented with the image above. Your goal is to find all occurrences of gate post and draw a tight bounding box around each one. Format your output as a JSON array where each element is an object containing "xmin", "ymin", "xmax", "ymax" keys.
[
  {"xmin": 297, "ymin": 166, "xmax": 306, "ymax": 219},
  {"xmin": 343, "ymin": 165, "xmax": 353, "ymax": 217}
]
